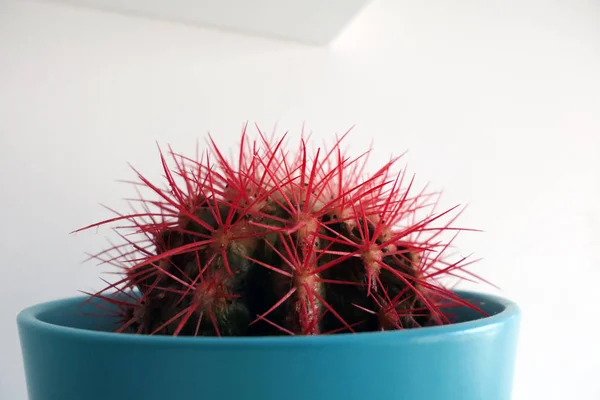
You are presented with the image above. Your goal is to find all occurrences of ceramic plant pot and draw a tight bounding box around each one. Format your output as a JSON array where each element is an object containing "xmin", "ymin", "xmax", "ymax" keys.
[{"xmin": 17, "ymin": 289, "xmax": 520, "ymax": 400}]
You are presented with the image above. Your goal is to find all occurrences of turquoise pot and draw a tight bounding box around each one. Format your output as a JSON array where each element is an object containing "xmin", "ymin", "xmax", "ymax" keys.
[{"xmin": 17, "ymin": 290, "xmax": 520, "ymax": 400}]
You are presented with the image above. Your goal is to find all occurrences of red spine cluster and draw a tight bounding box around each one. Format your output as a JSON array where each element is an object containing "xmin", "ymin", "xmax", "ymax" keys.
[{"xmin": 75, "ymin": 125, "xmax": 488, "ymax": 336}]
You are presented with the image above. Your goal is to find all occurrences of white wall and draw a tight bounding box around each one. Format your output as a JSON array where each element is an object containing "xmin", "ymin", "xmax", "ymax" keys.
[{"xmin": 1, "ymin": 0, "xmax": 599, "ymax": 398}]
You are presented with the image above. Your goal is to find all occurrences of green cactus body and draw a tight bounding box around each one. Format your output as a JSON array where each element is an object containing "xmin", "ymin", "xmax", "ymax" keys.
[{"xmin": 76, "ymin": 126, "xmax": 487, "ymax": 336}]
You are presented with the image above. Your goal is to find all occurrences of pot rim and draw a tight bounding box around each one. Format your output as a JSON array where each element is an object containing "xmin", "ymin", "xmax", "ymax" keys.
[{"xmin": 17, "ymin": 289, "xmax": 520, "ymax": 347}]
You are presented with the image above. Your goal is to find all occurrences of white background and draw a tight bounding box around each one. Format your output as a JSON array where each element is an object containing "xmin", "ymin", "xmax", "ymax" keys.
[{"xmin": 1, "ymin": 0, "xmax": 599, "ymax": 399}]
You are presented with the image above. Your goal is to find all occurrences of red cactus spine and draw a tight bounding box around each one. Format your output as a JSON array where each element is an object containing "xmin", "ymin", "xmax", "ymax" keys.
[{"xmin": 75, "ymin": 124, "xmax": 488, "ymax": 336}]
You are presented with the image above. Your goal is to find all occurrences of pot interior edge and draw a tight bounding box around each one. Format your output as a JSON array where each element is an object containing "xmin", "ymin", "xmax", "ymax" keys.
[{"xmin": 17, "ymin": 289, "xmax": 519, "ymax": 344}]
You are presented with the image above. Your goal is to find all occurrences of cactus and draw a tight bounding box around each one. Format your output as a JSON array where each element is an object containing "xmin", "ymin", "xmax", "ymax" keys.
[{"xmin": 75, "ymin": 125, "xmax": 487, "ymax": 336}]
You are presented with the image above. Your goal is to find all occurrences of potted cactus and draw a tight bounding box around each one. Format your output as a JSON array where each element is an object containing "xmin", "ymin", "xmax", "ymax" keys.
[{"xmin": 17, "ymin": 125, "xmax": 521, "ymax": 400}]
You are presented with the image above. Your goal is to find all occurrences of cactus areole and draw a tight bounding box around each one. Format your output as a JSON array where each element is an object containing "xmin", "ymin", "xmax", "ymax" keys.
[{"xmin": 74, "ymin": 125, "xmax": 489, "ymax": 337}]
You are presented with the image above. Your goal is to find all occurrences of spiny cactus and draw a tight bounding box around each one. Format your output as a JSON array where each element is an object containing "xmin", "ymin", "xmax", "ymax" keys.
[{"xmin": 75, "ymin": 125, "xmax": 487, "ymax": 336}]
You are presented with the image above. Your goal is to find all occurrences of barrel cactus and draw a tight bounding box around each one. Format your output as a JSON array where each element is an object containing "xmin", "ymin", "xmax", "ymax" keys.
[{"xmin": 75, "ymin": 125, "xmax": 486, "ymax": 336}]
